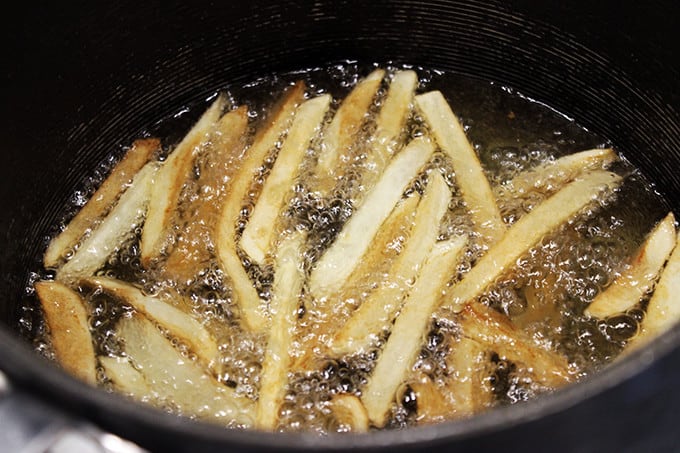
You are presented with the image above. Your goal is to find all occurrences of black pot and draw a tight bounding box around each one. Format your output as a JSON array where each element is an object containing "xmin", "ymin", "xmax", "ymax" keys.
[{"xmin": 1, "ymin": 1, "xmax": 679, "ymax": 452}]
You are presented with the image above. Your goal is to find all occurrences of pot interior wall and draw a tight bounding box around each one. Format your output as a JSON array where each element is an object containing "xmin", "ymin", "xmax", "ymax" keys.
[{"xmin": 0, "ymin": 1, "xmax": 678, "ymax": 452}]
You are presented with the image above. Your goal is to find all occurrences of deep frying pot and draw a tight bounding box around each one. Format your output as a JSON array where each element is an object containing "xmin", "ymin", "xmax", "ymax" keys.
[{"xmin": 1, "ymin": 1, "xmax": 679, "ymax": 452}]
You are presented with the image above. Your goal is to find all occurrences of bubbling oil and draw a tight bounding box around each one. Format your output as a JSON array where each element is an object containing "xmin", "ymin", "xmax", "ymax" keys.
[{"xmin": 22, "ymin": 62, "xmax": 672, "ymax": 432}]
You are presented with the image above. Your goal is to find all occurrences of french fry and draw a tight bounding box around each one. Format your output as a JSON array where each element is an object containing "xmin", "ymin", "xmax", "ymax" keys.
[
  {"xmin": 240, "ymin": 94, "xmax": 331, "ymax": 264},
  {"xmin": 585, "ymin": 212, "xmax": 677, "ymax": 319},
  {"xmin": 99, "ymin": 355, "xmax": 152, "ymax": 397},
  {"xmin": 44, "ymin": 138, "xmax": 160, "ymax": 269},
  {"xmin": 439, "ymin": 170, "xmax": 623, "ymax": 312},
  {"xmin": 357, "ymin": 70, "xmax": 418, "ymax": 200},
  {"xmin": 256, "ymin": 230, "xmax": 307, "ymax": 430},
  {"xmin": 314, "ymin": 68, "xmax": 385, "ymax": 196},
  {"xmin": 500, "ymin": 148, "xmax": 617, "ymax": 197},
  {"xmin": 34, "ymin": 280, "xmax": 96, "ymax": 384},
  {"xmin": 141, "ymin": 94, "xmax": 227, "ymax": 265},
  {"xmin": 309, "ymin": 137, "xmax": 436, "ymax": 297},
  {"xmin": 626, "ymin": 227, "xmax": 680, "ymax": 352},
  {"xmin": 442, "ymin": 337, "xmax": 492, "ymax": 418},
  {"xmin": 57, "ymin": 161, "xmax": 158, "ymax": 279},
  {"xmin": 117, "ymin": 314, "xmax": 254, "ymax": 426},
  {"xmin": 362, "ymin": 236, "xmax": 467, "ymax": 427},
  {"xmin": 215, "ymin": 82, "xmax": 305, "ymax": 333},
  {"xmin": 457, "ymin": 303, "xmax": 572, "ymax": 387},
  {"xmin": 164, "ymin": 106, "xmax": 249, "ymax": 281},
  {"xmin": 328, "ymin": 172, "xmax": 452, "ymax": 357},
  {"xmin": 81, "ymin": 276, "xmax": 218, "ymax": 367},
  {"xmin": 416, "ymin": 90, "xmax": 504, "ymax": 245},
  {"xmin": 329, "ymin": 394, "xmax": 369, "ymax": 433}
]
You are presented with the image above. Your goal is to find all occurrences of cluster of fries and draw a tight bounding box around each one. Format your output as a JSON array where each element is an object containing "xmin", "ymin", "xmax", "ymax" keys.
[{"xmin": 35, "ymin": 67, "xmax": 680, "ymax": 432}]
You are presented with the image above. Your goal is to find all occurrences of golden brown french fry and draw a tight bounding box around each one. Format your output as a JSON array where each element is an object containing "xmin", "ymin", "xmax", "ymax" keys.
[
  {"xmin": 362, "ymin": 236, "xmax": 467, "ymax": 427},
  {"xmin": 141, "ymin": 94, "xmax": 227, "ymax": 265},
  {"xmin": 416, "ymin": 90, "xmax": 504, "ymax": 245},
  {"xmin": 625, "ymin": 228, "xmax": 680, "ymax": 352},
  {"xmin": 314, "ymin": 68, "xmax": 385, "ymax": 196},
  {"xmin": 329, "ymin": 394, "xmax": 369, "ymax": 433},
  {"xmin": 442, "ymin": 337, "xmax": 493, "ymax": 418},
  {"xmin": 99, "ymin": 355, "xmax": 152, "ymax": 397},
  {"xmin": 329, "ymin": 172, "xmax": 452, "ymax": 357},
  {"xmin": 440, "ymin": 170, "xmax": 623, "ymax": 312},
  {"xmin": 585, "ymin": 212, "xmax": 677, "ymax": 319},
  {"xmin": 215, "ymin": 82, "xmax": 305, "ymax": 333},
  {"xmin": 81, "ymin": 276, "xmax": 219, "ymax": 367},
  {"xmin": 117, "ymin": 314, "xmax": 254, "ymax": 426},
  {"xmin": 500, "ymin": 148, "xmax": 617, "ymax": 196},
  {"xmin": 309, "ymin": 137, "xmax": 436, "ymax": 297},
  {"xmin": 44, "ymin": 138, "xmax": 160, "ymax": 269},
  {"xmin": 457, "ymin": 303, "xmax": 572, "ymax": 387},
  {"xmin": 164, "ymin": 106, "xmax": 249, "ymax": 281},
  {"xmin": 240, "ymin": 94, "xmax": 331, "ymax": 264},
  {"xmin": 57, "ymin": 161, "xmax": 158, "ymax": 280},
  {"xmin": 34, "ymin": 280, "xmax": 96, "ymax": 384},
  {"xmin": 256, "ymin": 230, "xmax": 307, "ymax": 430}
]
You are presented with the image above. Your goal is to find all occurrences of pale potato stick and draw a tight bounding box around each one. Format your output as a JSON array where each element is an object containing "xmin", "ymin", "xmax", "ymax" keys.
[
  {"xmin": 416, "ymin": 90, "xmax": 504, "ymax": 245},
  {"xmin": 362, "ymin": 236, "xmax": 467, "ymax": 427},
  {"xmin": 309, "ymin": 137, "xmax": 436, "ymax": 297},
  {"xmin": 118, "ymin": 314, "xmax": 254, "ymax": 426},
  {"xmin": 502, "ymin": 148, "xmax": 618, "ymax": 196},
  {"xmin": 240, "ymin": 94, "xmax": 331, "ymax": 264},
  {"xmin": 329, "ymin": 173, "xmax": 452, "ymax": 357},
  {"xmin": 44, "ymin": 138, "xmax": 160, "ymax": 268},
  {"xmin": 457, "ymin": 303, "xmax": 572, "ymax": 387},
  {"xmin": 81, "ymin": 276, "xmax": 218, "ymax": 367},
  {"xmin": 34, "ymin": 280, "xmax": 96, "ymax": 384},
  {"xmin": 256, "ymin": 230, "xmax": 307, "ymax": 430},
  {"xmin": 314, "ymin": 68, "xmax": 385, "ymax": 196},
  {"xmin": 99, "ymin": 356, "xmax": 152, "ymax": 398},
  {"xmin": 442, "ymin": 336, "xmax": 492, "ymax": 418},
  {"xmin": 585, "ymin": 212, "xmax": 676, "ymax": 319},
  {"xmin": 626, "ymin": 228, "xmax": 680, "ymax": 352},
  {"xmin": 360, "ymin": 70, "xmax": 418, "ymax": 191},
  {"xmin": 215, "ymin": 82, "xmax": 305, "ymax": 333},
  {"xmin": 57, "ymin": 161, "xmax": 158, "ymax": 279},
  {"xmin": 439, "ymin": 170, "xmax": 623, "ymax": 312},
  {"xmin": 164, "ymin": 106, "xmax": 249, "ymax": 280},
  {"xmin": 329, "ymin": 394, "xmax": 369, "ymax": 433},
  {"xmin": 141, "ymin": 94, "xmax": 227, "ymax": 265}
]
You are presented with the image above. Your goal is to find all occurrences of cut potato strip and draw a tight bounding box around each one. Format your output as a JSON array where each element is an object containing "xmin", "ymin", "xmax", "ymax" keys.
[
  {"xmin": 314, "ymin": 68, "xmax": 385, "ymax": 196},
  {"xmin": 309, "ymin": 137, "xmax": 436, "ymax": 297},
  {"xmin": 585, "ymin": 212, "xmax": 677, "ymax": 319},
  {"xmin": 442, "ymin": 337, "xmax": 492, "ymax": 418},
  {"xmin": 100, "ymin": 356, "xmax": 152, "ymax": 397},
  {"xmin": 416, "ymin": 90, "xmax": 504, "ymax": 245},
  {"xmin": 362, "ymin": 236, "xmax": 467, "ymax": 427},
  {"xmin": 81, "ymin": 276, "xmax": 218, "ymax": 367},
  {"xmin": 164, "ymin": 106, "xmax": 249, "ymax": 280},
  {"xmin": 440, "ymin": 170, "xmax": 623, "ymax": 312},
  {"xmin": 457, "ymin": 303, "xmax": 572, "ymax": 387},
  {"xmin": 215, "ymin": 82, "xmax": 305, "ymax": 333},
  {"xmin": 44, "ymin": 138, "xmax": 159, "ymax": 268},
  {"xmin": 626, "ymin": 228, "xmax": 680, "ymax": 352},
  {"xmin": 34, "ymin": 280, "xmax": 96, "ymax": 384},
  {"xmin": 329, "ymin": 173, "xmax": 452, "ymax": 357},
  {"xmin": 117, "ymin": 314, "xmax": 254, "ymax": 426},
  {"xmin": 329, "ymin": 394, "xmax": 369, "ymax": 433},
  {"xmin": 501, "ymin": 148, "xmax": 617, "ymax": 196},
  {"xmin": 141, "ymin": 94, "xmax": 227, "ymax": 265},
  {"xmin": 256, "ymin": 230, "xmax": 307, "ymax": 430},
  {"xmin": 57, "ymin": 161, "xmax": 158, "ymax": 279},
  {"xmin": 359, "ymin": 70, "xmax": 418, "ymax": 199},
  {"xmin": 241, "ymin": 94, "xmax": 331, "ymax": 264}
]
